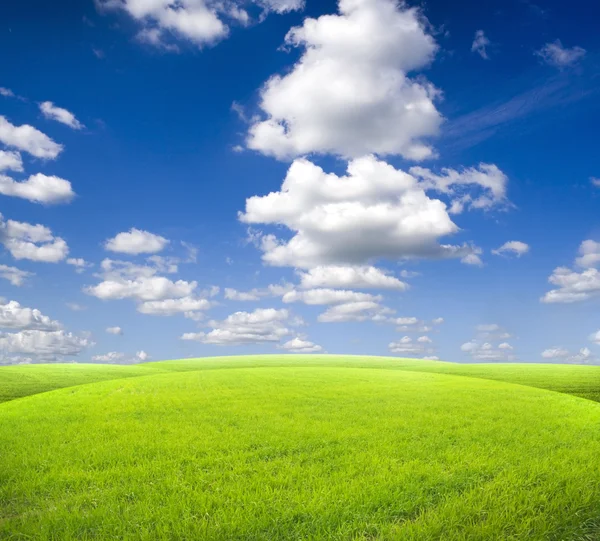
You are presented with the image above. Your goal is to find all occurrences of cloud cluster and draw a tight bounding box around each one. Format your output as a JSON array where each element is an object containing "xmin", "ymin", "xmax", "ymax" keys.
[
  {"xmin": 0, "ymin": 300, "xmax": 62, "ymax": 331},
  {"xmin": 541, "ymin": 346, "xmax": 594, "ymax": 364},
  {"xmin": 181, "ymin": 307, "xmax": 294, "ymax": 345},
  {"xmin": 389, "ymin": 335, "xmax": 438, "ymax": 359},
  {"xmin": 541, "ymin": 240, "xmax": 600, "ymax": 303},
  {"xmin": 247, "ymin": 0, "xmax": 441, "ymax": 161},
  {"xmin": 92, "ymin": 350, "xmax": 149, "ymax": 364},
  {"xmin": 0, "ymin": 214, "xmax": 69, "ymax": 263},
  {"xmin": 461, "ymin": 340, "xmax": 515, "ymax": 362},
  {"xmin": 241, "ymin": 155, "xmax": 485, "ymax": 269}
]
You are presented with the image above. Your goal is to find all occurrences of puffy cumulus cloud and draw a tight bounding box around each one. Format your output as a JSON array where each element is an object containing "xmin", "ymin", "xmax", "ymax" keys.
[
  {"xmin": 0, "ymin": 173, "xmax": 75, "ymax": 204},
  {"xmin": 542, "ymin": 346, "xmax": 595, "ymax": 364},
  {"xmin": 181, "ymin": 308, "xmax": 293, "ymax": 345},
  {"xmin": 0, "ymin": 300, "xmax": 62, "ymax": 331},
  {"xmin": 461, "ymin": 340, "xmax": 516, "ymax": 362},
  {"xmin": 298, "ymin": 265, "xmax": 407, "ymax": 290},
  {"xmin": 279, "ymin": 336, "xmax": 323, "ymax": 353},
  {"xmin": 392, "ymin": 316, "xmax": 441, "ymax": 333},
  {"xmin": 240, "ymin": 156, "xmax": 482, "ymax": 269},
  {"xmin": 106, "ymin": 326, "xmax": 123, "ymax": 335},
  {"xmin": 0, "ymin": 116, "xmax": 63, "ymax": 159},
  {"xmin": 283, "ymin": 288, "xmax": 381, "ymax": 305},
  {"xmin": 389, "ymin": 335, "xmax": 437, "ymax": 358},
  {"xmin": 0, "ymin": 150, "xmax": 23, "ymax": 172},
  {"xmin": 84, "ymin": 257, "xmax": 213, "ymax": 319},
  {"xmin": 92, "ymin": 350, "xmax": 149, "ymax": 364},
  {"xmin": 104, "ymin": 228, "xmax": 169, "ymax": 255},
  {"xmin": 492, "ymin": 240, "xmax": 530, "ymax": 258},
  {"xmin": 39, "ymin": 101, "xmax": 84, "ymax": 130},
  {"xmin": 0, "ymin": 330, "xmax": 93, "ymax": 363},
  {"xmin": 0, "ymin": 264, "xmax": 32, "ymax": 286},
  {"xmin": 246, "ymin": 0, "xmax": 442, "ymax": 161},
  {"xmin": 471, "ymin": 30, "xmax": 490, "ymax": 59},
  {"xmin": 137, "ymin": 296, "xmax": 212, "ymax": 315},
  {"xmin": 317, "ymin": 301, "xmax": 393, "ymax": 323},
  {"xmin": 410, "ymin": 163, "xmax": 509, "ymax": 213},
  {"xmin": 541, "ymin": 241, "xmax": 600, "ymax": 303},
  {"xmin": 97, "ymin": 0, "xmax": 303, "ymax": 51},
  {"xmin": 0, "ymin": 214, "xmax": 69, "ymax": 263},
  {"xmin": 67, "ymin": 258, "xmax": 92, "ymax": 273},
  {"xmin": 535, "ymin": 40, "xmax": 586, "ymax": 68},
  {"xmin": 224, "ymin": 283, "xmax": 294, "ymax": 301}
]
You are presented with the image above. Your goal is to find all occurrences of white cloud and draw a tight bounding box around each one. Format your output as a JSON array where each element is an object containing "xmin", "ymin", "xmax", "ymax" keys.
[
  {"xmin": 246, "ymin": 0, "xmax": 442, "ymax": 161},
  {"xmin": 535, "ymin": 40, "xmax": 586, "ymax": 68},
  {"xmin": 432, "ymin": 317, "xmax": 444, "ymax": 325},
  {"xmin": 298, "ymin": 265, "xmax": 408, "ymax": 290},
  {"xmin": 492, "ymin": 240, "xmax": 530, "ymax": 258},
  {"xmin": 541, "ymin": 241, "xmax": 600, "ymax": 303},
  {"xmin": 97, "ymin": 0, "xmax": 303, "ymax": 51},
  {"xmin": 591, "ymin": 177, "xmax": 600, "ymax": 188},
  {"xmin": 0, "ymin": 300, "xmax": 62, "ymax": 331},
  {"xmin": 394, "ymin": 317, "xmax": 419, "ymax": 325},
  {"xmin": 0, "ymin": 173, "xmax": 75, "ymax": 204},
  {"xmin": 0, "ymin": 214, "xmax": 69, "ymax": 263},
  {"xmin": 181, "ymin": 307, "xmax": 292, "ymax": 345},
  {"xmin": 461, "ymin": 252, "xmax": 483, "ymax": 267},
  {"xmin": 106, "ymin": 326, "xmax": 123, "ymax": 335},
  {"xmin": 86, "ymin": 276, "xmax": 196, "ymax": 302},
  {"xmin": 137, "ymin": 296, "xmax": 211, "ymax": 315},
  {"xmin": 410, "ymin": 163, "xmax": 509, "ymax": 213},
  {"xmin": 92, "ymin": 350, "xmax": 149, "ymax": 364},
  {"xmin": 590, "ymin": 330, "xmax": 600, "ymax": 345},
  {"xmin": 283, "ymin": 288, "xmax": 381, "ymax": 305},
  {"xmin": 105, "ymin": 228, "xmax": 169, "ymax": 255},
  {"xmin": 575, "ymin": 240, "xmax": 600, "ymax": 269},
  {"xmin": 471, "ymin": 30, "xmax": 490, "ymax": 59},
  {"xmin": 67, "ymin": 258, "xmax": 92, "ymax": 273},
  {"xmin": 66, "ymin": 302, "xmax": 86, "ymax": 311},
  {"xmin": 0, "ymin": 116, "xmax": 63, "ymax": 159},
  {"xmin": 0, "ymin": 150, "xmax": 23, "ymax": 172},
  {"xmin": 0, "ymin": 264, "xmax": 32, "ymax": 286},
  {"xmin": 224, "ymin": 283, "xmax": 293, "ymax": 301},
  {"xmin": 280, "ymin": 336, "xmax": 322, "ymax": 353},
  {"xmin": 476, "ymin": 324, "xmax": 501, "ymax": 332},
  {"xmin": 461, "ymin": 340, "xmax": 516, "ymax": 362},
  {"xmin": 240, "ymin": 156, "xmax": 482, "ymax": 269},
  {"xmin": 317, "ymin": 301, "xmax": 392, "ymax": 323},
  {"xmin": 39, "ymin": 101, "xmax": 84, "ymax": 130},
  {"xmin": 542, "ymin": 346, "xmax": 594, "ymax": 364},
  {"xmin": 0, "ymin": 330, "xmax": 93, "ymax": 361},
  {"xmin": 0, "ymin": 87, "xmax": 14, "ymax": 97},
  {"xmin": 389, "ymin": 335, "xmax": 436, "ymax": 357}
]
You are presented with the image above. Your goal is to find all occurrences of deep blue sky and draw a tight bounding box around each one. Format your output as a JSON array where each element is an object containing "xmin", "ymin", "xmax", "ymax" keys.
[{"xmin": 1, "ymin": 0, "xmax": 599, "ymax": 364}]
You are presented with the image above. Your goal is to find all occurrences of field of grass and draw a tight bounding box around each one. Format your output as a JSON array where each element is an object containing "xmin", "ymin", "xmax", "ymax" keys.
[{"xmin": 2, "ymin": 356, "xmax": 600, "ymax": 539}]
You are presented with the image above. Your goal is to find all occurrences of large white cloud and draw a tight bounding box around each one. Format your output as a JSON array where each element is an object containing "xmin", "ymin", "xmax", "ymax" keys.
[
  {"xmin": 246, "ymin": 0, "xmax": 442, "ymax": 161},
  {"xmin": 86, "ymin": 276, "xmax": 196, "ymax": 302},
  {"xmin": 0, "ymin": 330, "xmax": 93, "ymax": 361},
  {"xmin": 241, "ymin": 155, "xmax": 484, "ymax": 269},
  {"xmin": 39, "ymin": 101, "xmax": 84, "ymax": 130},
  {"xmin": 181, "ymin": 307, "xmax": 293, "ymax": 345},
  {"xmin": 0, "ymin": 173, "xmax": 75, "ymax": 204},
  {"xmin": 0, "ymin": 116, "xmax": 62, "ymax": 159},
  {"xmin": 0, "ymin": 214, "xmax": 69, "ymax": 263},
  {"xmin": 297, "ymin": 265, "xmax": 408, "ymax": 290},
  {"xmin": 541, "ymin": 241, "xmax": 600, "ymax": 303},
  {"xmin": 104, "ymin": 228, "xmax": 169, "ymax": 255},
  {"xmin": 0, "ymin": 300, "xmax": 62, "ymax": 331}
]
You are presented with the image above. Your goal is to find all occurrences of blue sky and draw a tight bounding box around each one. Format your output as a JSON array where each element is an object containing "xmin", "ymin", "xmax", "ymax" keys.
[{"xmin": 1, "ymin": 0, "xmax": 599, "ymax": 364}]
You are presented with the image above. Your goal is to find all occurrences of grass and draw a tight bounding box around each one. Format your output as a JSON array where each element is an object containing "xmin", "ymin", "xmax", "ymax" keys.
[{"xmin": 1, "ymin": 358, "xmax": 600, "ymax": 539}]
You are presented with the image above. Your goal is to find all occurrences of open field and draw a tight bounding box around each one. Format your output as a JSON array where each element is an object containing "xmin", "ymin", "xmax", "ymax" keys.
[{"xmin": 2, "ymin": 357, "xmax": 600, "ymax": 539}]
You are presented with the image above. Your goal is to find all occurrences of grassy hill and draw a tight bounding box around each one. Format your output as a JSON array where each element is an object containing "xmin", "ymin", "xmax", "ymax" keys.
[{"xmin": 2, "ymin": 356, "xmax": 600, "ymax": 539}]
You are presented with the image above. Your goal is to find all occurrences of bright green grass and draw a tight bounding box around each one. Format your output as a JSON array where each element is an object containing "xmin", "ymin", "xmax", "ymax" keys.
[
  {"xmin": 2, "ymin": 355, "xmax": 600, "ymax": 404},
  {"xmin": 2, "ymin": 366, "xmax": 600, "ymax": 539}
]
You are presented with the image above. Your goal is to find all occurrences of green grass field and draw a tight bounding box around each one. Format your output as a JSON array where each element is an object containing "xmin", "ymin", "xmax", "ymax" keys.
[{"xmin": 2, "ymin": 356, "xmax": 600, "ymax": 539}]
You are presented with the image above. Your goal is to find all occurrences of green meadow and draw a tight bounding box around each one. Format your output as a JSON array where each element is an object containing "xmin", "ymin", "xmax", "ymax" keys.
[{"xmin": 2, "ymin": 356, "xmax": 600, "ymax": 539}]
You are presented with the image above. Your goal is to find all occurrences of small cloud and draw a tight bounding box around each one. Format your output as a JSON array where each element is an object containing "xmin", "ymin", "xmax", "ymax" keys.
[
  {"xmin": 492, "ymin": 241, "xmax": 530, "ymax": 257},
  {"xmin": 66, "ymin": 302, "xmax": 87, "ymax": 311},
  {"xmin": 535, "ymin": 40, "xmax": 586, "ymax": 69},
  {"xmin": 591, "ymin": 177, "xmax": 600, "ymax": 188},
  {"xmin": 471, "ymin": 30, "xmax": 490, "ymax": 59},
  {"xmin": 106, "ymin": 326, "xmax": 123, "ymax": 335},
  {"xmin": 39, "ymin": 101, "xmax": 84, "ymax": 130}
]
